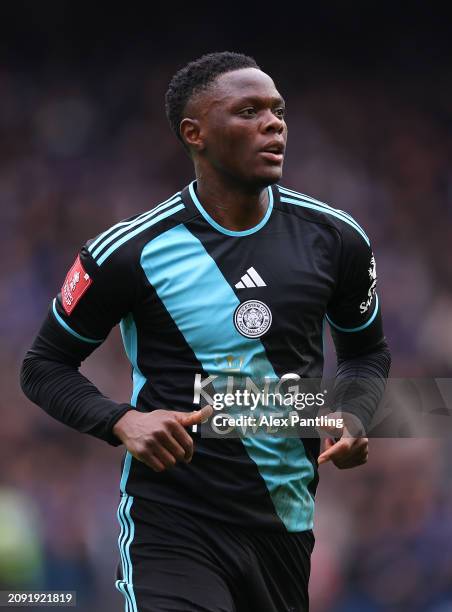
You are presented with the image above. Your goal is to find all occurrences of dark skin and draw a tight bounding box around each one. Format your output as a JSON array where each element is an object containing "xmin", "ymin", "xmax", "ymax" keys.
[
  {"xmin": 113, "ymin": 67, "xmax": 368, "ymax": 471},
  {"xmin": 181, "ymin": 67, "xmax": 287, "ymax": 231}
]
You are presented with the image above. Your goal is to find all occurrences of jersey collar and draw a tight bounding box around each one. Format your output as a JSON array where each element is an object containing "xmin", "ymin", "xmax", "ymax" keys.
[{"xmin": 184, "ymin": 179, "xmax": 275, "ymax": 237}]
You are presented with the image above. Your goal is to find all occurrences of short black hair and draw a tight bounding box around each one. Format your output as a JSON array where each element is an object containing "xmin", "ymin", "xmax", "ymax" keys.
[{"xmin": 165, "ymin": 51, "xmax": 260, "ymax": 146}]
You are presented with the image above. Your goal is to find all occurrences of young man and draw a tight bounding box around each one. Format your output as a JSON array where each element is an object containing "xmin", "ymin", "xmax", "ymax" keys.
[{"xmin": 21, "ymin": 52, "xmax": 390, "ymax": 611}]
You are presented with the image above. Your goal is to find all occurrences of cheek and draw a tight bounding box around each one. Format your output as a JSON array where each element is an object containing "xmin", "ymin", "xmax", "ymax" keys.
[
  {"xmin": 223, "ymin": 129, "xmax": 255, "ymax": 160},
  {"xmin": 205, "ymin": 120, "xmax": 255, "ymax": 165}
]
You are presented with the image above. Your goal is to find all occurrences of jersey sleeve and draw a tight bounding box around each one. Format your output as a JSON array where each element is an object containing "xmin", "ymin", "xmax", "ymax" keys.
[
  {"xmin": 51, "ymin": 241, "xmax": 138, "ymax": 355},
  {"xmin": 326, "ymin": 223, "xmax": 390, "ymax": 430},
  {"xmin": 326, "ymin": 222, "xmax": 385, "ymax": 359},
  {"xmin": 20, "ymin": 239, "xmax": 140, "ymax": 445}
]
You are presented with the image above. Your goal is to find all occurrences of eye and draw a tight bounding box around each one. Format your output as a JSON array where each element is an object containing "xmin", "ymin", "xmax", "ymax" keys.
[
  {"xmin": 239, "ymin": 107, "xmax": 257, "ymax": 117},
  {"xmin": 274, "ymin": 107, "xmax": 286, "ymax": 119}
]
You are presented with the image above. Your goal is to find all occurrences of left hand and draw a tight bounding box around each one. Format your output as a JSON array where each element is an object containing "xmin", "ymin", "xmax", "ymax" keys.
[{"xmin": 317, "ymin": 413, "xmax": 368, "ymax": 469}]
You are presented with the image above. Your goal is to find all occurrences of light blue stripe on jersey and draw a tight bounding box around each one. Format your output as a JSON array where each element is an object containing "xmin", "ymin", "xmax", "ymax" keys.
[
  {"xmin": 88, "ymin": 192, "xmax": 181, "ymax": 255},
  {"xmin": 91, "ymin": 195, "xmax": 182, "ymax": 259},
  {"xmin": 327, "ymin": 294, "xmax": 379, "ymax": 332},
  {"xmin": 140, "ymin": 223, "xmax": 315, "ymax": 532},
  {"xmin": 96, "ymin": 203, "xmax": 185, "ymax": 266},
  {"xmin": 51, "ymin": 299, "xmax": 104, "ymax": 343},
  {"xmin": 189, "ymin": 180, "xmax": 273, "ymax": 236},
  {"xmin": 280, "ymin": 191, "xmax": 370, "ymax": 246},
  {"xmin": 120, "ymin": 314, "xmax": 147, "ymax": 409},
  {"xmin": 115, "ymin": 314, "xmax": 144, "ymax": 612},
  {"xmin": 118, "ymin": 313, "xmax": 145, "ymax": 496},
  {"xmin": 279, "ymin": 185, "xmax": 361, "ymax": 227}
]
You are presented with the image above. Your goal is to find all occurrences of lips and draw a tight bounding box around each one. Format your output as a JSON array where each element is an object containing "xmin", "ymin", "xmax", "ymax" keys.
[
  {"xmin": 260, "ymin": 141, "xmax": 285, "ymax": 155},
  {"xmin": 259, "ymin": 143, "xmax": 285, "ymax": 165},
  {"xmin": 259, "ymin": 141, "xmax": 285, "ymax": 164}
]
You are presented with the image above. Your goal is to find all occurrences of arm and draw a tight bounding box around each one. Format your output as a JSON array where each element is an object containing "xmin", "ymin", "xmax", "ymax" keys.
[
  {"xmin": 20, "ymin": 245, "xmax": 206, "ymax": 470},
  {"xmin": 20, "ymin": 306, "xmax": 131, "ymax": 445},
  {"xmin": 319, "ymin": 227, "xmax": 391, "ymax": 467},
  {"xmin": 20, "ymin": 246, "xmax": 138, "ymax": 445}
]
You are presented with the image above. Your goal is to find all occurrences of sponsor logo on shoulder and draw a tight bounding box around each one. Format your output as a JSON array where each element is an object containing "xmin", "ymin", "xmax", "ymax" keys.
[
  {"xmin": 360, "ymin": 254, "xmax": 377, "ymax": 314},
  {"xmin": 62, "ymin": 255, "xmax": 92, "ymax": 315},
  {"xmin": 234, "ymin": 300, "xmax": 272, "ymax": 338}
]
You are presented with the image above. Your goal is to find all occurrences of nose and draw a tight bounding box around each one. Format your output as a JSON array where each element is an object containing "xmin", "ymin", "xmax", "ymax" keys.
[{"xmin": 261, "ymin": 109, "xmax": 285, "ymax": 134}]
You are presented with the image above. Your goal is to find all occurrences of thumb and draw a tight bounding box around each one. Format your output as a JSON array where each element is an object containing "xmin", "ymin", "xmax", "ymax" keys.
[
  {"xmin": 175, "ymin": 405, "xmax": 213, "ymax": 427},
  {"xmin": 318, "ymin": 438, "xmax": 336, "ymax": 465}
]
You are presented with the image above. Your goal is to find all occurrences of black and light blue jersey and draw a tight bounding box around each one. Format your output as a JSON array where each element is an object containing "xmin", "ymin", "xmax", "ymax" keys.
[{"xmin": 49, "ymin": 181, "xmax": 384, "ymax": 533}]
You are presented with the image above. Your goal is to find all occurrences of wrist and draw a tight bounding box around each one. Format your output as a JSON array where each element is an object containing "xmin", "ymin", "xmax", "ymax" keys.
[
  {"xmin": 112, "ymin": 407, "xmax": 138, "ymax": 442},
  {"xmin": 337, "ymin": 411, "xmax": 366, "ymax": 437}
]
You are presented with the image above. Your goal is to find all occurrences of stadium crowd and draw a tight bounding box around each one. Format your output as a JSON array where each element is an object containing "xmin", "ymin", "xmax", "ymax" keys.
[{"xmin": 1, "ymin": 55, "xmax": 452, "ymax": 611}]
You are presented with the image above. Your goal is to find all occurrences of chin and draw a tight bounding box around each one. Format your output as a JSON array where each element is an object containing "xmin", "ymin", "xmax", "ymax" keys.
[
  {"xmin": 253, "ymin": 166, "xmax": 283, "ymax": 187},
  {"xmin": 231, "ymin": 164, "xmax": 284, "ymax": 190}
]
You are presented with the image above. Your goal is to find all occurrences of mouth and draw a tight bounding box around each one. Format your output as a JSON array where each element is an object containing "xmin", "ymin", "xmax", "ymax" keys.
[
  {"xmin": 259, "ymin": 142, "xmax": 285, "ymax": 164},
  {"xmin": 259, "ymin": 151, "xmax": 284, "ymax": 163}
]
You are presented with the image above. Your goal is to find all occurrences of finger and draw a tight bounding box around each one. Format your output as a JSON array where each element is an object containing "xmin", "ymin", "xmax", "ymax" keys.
[
  {"xmin": 153, "ymin": 445, "xmax": 178, "ymax": 469},
  {"xmin": 318, "ymin": 438, "xmax": 349, "ymax": 462},
  {"xmin": 175, "ymin": 405, "xmax": 214, "ymax": 427},
  {"xmin": 318, "ymin": 438, "xmax": 335, "ymax": 463},
  {"xmin": 323, "ymin": 437, "xmax": 335, "ymax": 450},
  {"xmin": 318, "ymin": 438, "xmax": 352, "ymax": 465},
  {"xmin": 156, "ymin": 430, "xmax": 188, "ymax": 463},
  {"xmin": 147, "ymin": 455, "xmax": 166, "ymax": 472},
  {"xmin": 134, "ymin": 451, "xmax": 166, "ymax": 472},
  {"xmin": 337, "ymin": 449, "xmax": 367, "ymax": 466},
  {"xmin": 317, "ymin": 453, "xmax": 330, "ymax": 465},
  {"xmin": 335, "ymin": 451, "xmax": 368, "ymax": 469},
  {"xmin": 329, "ymin": 440, "xmax": 369, "ymax": 469},
  {"xmin": 170, "ymin": 425, "xmax": 194, "ymax": 462}
]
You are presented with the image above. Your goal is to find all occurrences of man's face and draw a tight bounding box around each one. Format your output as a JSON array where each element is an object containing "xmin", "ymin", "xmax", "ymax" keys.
[{"xmin": 186, "ymin": 68, "xmax": 287, "ymax": 187}]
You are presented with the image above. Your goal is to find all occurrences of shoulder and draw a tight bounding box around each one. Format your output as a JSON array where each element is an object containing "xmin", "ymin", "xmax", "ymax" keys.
[
  {"xmin": 275, "ymin": 184, "xmax": 371, "ymax": 248},
  {"xmin": 84, "ymin": 190, "xmax": 189, "ymax": 271}
]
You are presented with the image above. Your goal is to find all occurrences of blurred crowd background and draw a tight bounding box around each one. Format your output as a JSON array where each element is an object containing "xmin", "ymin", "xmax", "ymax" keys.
[{"xmin": 1, "ymin": 3, "xmax": 451, "ymax": 611}]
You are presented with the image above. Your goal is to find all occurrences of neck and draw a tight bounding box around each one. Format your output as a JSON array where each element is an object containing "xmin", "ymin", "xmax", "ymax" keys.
[{"xmin": 194, "ymin": 170, "xmax": 269, "ymax": 232}]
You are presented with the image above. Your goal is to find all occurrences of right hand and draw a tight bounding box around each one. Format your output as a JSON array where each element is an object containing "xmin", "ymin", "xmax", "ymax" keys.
[{"xmin": 112, "ymin": 406, "xmax": 213, "ymax": 472}]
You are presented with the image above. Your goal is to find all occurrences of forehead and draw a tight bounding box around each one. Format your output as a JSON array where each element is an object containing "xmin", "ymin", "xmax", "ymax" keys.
[
  {"xmin": 215, "ymin": 67, "xmax": 279, "ymax": 95},
  {"xmin": 201, "ymin": 68, "xmax": 282, "ymax": 108}
]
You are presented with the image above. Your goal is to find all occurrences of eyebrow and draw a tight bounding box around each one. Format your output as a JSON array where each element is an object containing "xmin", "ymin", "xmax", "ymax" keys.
[{"xmin": 230, "ymin": 94, "xmax": 286, "ymax": 107}]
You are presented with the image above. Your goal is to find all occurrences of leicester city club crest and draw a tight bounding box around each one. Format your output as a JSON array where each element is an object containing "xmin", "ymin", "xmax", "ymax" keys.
[{"xmin": 234, "ymin": 300, "xmax": 272, "ymax": 338}]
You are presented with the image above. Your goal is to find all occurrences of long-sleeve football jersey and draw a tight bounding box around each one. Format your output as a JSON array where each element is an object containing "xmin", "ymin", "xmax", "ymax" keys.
[{"xmin": 21, "ymin": 181, "xmax": 390, "ymax": 532}]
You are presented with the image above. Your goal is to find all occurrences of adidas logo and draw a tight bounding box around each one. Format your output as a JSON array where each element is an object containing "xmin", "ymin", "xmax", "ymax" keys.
[{"xmin": 235, "ymin": 267, "xmax": 267, "ymax": 289}]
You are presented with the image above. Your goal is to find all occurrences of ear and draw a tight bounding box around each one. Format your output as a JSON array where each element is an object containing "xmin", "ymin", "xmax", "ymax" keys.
[{"xmin": 180, "ymin": 118, "xmax": 205, "ymax": 153}]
